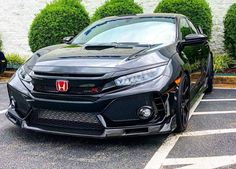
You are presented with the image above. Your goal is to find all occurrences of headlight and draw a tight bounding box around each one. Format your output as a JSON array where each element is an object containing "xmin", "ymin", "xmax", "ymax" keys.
[
  {"xmin": 18, "ymin": 66, "xmax": 32, "ymax": 82},
  {"xmin": 114, "ymin": 66, "xmax": 166, "ymax": 86}
]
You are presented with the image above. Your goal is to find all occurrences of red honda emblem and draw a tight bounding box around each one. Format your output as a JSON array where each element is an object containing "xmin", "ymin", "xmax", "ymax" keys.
[{"xmin": 56, "ymin": 80, "xmax": 69, "ymax": 92}]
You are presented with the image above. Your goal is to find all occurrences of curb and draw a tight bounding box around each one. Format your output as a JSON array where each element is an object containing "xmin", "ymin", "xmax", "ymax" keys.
[
  {"xmin": 0, "ymin": 71, "xmax": 15, "ymax": 78},
  {"xmin": 0, "ymin": 71, "xmax": 15, "ymax": 83},
  {"xmin": 214, "ymin": 76, "xmax": 236, "ymax": 84}
]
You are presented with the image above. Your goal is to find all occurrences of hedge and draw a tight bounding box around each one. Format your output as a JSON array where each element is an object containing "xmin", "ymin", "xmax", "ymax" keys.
[
  {"xmin": 224, "ymin": 4, "xmax": 236, "ymax": 58},
  {"xmin": 154, "ymin": 0, "xmax": 213, "ymax": 38},
  {"xmin": 0, "ymin": 35, "xmax": 2, "ymax": 51},
  {"xmin": 91, "ymin": 0, "xmax": 143, "ymax": 22},
  {"xmin": 29, "ymin": 0, "xmax": 90, "ymax": 52}
]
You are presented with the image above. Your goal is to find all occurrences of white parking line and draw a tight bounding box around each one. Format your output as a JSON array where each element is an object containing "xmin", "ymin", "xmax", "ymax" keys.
[
  {"xmin": 163, "ymin": 155, "xmax": 236, "ymax": 169},
  {"xmin": 144, "ymin": 127, "xmax": 235, "ymax": 169},
  {"xmin": 145, "ymin": 136, "xmax": 180, "ymax": 169},
  {"xmin": 193, "ymin": 110, "xmax": 236, "ymax": 115},
  {"xmin": 214, "ymin": 87, "xmax": 236, "ymax": 90},
  {"xmin": 0, "ymin": 109, "xmax": 7, "ymax": 114},
  {"xmin": 181, "ymin": 128, "xmax": 236, "ymax": 137},
  {"xmin": 144, "ymin": 94, "xmax": 204, "ymax": 169},
  {"xmin": 202, "ymin": 99, "xmax": 236, "ymax": 102}
]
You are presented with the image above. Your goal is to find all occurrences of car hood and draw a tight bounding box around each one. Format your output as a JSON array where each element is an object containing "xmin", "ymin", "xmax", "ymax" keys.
[{"xmin": 26, "ymin": 44, "xmax": 171, "ymax": 75}]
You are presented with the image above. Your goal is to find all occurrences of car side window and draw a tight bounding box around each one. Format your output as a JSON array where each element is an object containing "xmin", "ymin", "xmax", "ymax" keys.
[
  {"xmin": 179, "ymin": 18, "xmax": 201, "ymax": 73},
  {"xmin": 187, "ymin": 20, "xmax": 198, "ymax": 34},
  {"xmin": 180, "ymin": 18, "xmax": 192, "ymax": 39}
]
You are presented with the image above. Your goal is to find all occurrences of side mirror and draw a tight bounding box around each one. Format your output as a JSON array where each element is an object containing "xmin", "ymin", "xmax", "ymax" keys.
[
  {"xmin": 183, "ymin": 34, "xmax": 208, "ymax": 45},
  {"xmin": 63, "ymin": 36, "xmax": 74, "ymax": 44},
  {"xmin": 177, "ymin": 34, "xmax": 208, "ymax": 52}
]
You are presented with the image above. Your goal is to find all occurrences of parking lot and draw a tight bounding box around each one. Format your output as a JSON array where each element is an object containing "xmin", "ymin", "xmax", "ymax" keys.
[{"xmin": 1, "ymin": 83, "xmax": 236, "ymax": 169}]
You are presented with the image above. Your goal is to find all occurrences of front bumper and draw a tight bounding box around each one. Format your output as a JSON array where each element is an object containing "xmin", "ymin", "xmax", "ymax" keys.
[
  {"xmin": 6, "ymin": 73, "xmax": 177, "ymax": 138},
  {"xmin": 6, "ymin": 108, "xmax": 176, "ymax": 138}
]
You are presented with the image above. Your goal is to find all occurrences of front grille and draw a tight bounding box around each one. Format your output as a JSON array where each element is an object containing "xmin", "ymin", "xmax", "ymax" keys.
[
  {"xmin": 28, "ymin": 108, "xmax": 104, "ymax": 135},
  {"xmin": 32, "ymin": 77, "xmax": 106, "ymax": 95}
]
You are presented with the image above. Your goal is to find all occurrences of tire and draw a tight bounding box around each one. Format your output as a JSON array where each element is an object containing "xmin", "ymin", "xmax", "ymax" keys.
[
  {"xmin": 175, "ymin": 73, "xmax": 190, "ymax": 133},
  {"xmin": 205, "ymin": 55, "xmax": 214, "ymax": 94}
]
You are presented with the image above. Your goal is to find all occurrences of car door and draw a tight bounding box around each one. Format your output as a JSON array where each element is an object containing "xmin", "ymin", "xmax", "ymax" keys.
[
  {"xmin": 187, "ymin": 19, "xmax": 210, "ymax": 89},
  {"xmin": 179, "ymin": 18, "xmax": 203, "ymax": 98}
]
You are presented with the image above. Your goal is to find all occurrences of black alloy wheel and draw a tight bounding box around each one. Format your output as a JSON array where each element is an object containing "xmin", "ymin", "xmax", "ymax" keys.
[{"xmin": 175, "ymin": 73, "xmax": 190, "ymax": 133}]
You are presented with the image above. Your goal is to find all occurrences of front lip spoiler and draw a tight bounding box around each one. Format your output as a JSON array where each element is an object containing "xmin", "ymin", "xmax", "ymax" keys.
[{"xmin": 6, "ymin": 109, "xmax": 176, "ymax": 138}]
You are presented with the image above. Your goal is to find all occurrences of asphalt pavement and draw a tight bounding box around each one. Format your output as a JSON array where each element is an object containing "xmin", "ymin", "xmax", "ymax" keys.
[
  {"xmin": 0, "ymin": 83, "xmax": 8, "ymax": 109},
  {"xmin": 1, "ymin": 84, "xmax": 236, "ymax": 169}
]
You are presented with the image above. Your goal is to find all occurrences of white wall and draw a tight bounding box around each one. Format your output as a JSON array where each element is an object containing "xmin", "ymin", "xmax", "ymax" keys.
[{"xmin": 0, "ymin": 0, "xmax": 234, "ymax": 56}]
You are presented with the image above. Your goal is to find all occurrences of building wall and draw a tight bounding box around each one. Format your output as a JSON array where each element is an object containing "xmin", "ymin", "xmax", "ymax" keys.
[{"xmin": 0, "ymin": 0, "xmax": 234, "ymax": 56}]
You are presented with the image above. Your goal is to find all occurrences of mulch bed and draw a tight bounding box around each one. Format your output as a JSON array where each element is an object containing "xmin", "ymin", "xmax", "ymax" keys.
[{"xmin": 219, "ymin": 68, "xmax": 236, "ymax": 74}]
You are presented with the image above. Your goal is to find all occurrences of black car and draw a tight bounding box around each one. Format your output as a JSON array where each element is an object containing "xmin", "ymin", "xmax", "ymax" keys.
[
  {"xmin": 6, "ymin": 14, "xmax": 213, "ymax": 138},
  {"xmin": 0, "ymin": 51, "xmax": 7, "ymax": 74}
]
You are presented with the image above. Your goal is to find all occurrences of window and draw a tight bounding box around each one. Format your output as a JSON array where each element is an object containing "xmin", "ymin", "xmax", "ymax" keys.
[
  {"xmin": 180, "ymin": 18, "xmax": 192, "ymax": 39},
  {"xmin": 188, "ymin": 20, "xmax": 198, "ymax": 34},
  {"xmin": 72, "ymin": 17, "xmax": 176, "ymax": 46}
]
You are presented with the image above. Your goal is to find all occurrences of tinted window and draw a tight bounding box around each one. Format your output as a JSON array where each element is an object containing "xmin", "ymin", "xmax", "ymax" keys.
[
  {"xmin": 188, "ymin": 20, "xmax": 198, "ymax": 34},
  {"xmin": 180, "ymin": 18, "xmax": 192, "ymax": 39},
  {"xmin": 72, "ymin": 17, "xmax": 176, "ymax": 46}
]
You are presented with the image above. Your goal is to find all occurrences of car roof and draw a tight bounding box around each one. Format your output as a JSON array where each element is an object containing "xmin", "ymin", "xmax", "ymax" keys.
[{"xmin": 100, "ymin": 13, "xmax": 186, "ymax": 21}]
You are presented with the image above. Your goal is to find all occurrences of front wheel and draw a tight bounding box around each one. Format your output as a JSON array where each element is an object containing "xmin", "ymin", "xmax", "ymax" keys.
[{"xmin": 175, "ymin": 73, "xmax": 190, "ymax": 133}]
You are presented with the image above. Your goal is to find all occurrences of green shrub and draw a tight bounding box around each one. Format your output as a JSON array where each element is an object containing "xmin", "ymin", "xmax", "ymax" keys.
[
  {"xmin": 6, "ymin": 53, "xmax": 28, "ymax": 69},
  {"xmin": 29, "ymin": 0, "xmax": 90, "ymax": 52},
  {"xmin": 224, "ymin": 4, "xmax": 236, "ymax": 58},
  {"xmin": 154, "ymin": 0, "xmax": 213, "ymax": 38},
  {"xmin": 0, "ymin": 35, "xmax": 2, "ymax": 51},
  {"xmin": 214, "ymin": 54, "xmax": 233, "ymax": 73},
  {"xmin": 91, "ymin": 0, "xmax": 143, "ymax": 22}
]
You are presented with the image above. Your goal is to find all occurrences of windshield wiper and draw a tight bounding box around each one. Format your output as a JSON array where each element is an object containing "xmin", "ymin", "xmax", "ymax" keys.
[
  {"xmin": 111, "ymin": 42, "xmax": 140, "ymax": 46},
  {"xmin": 127, "ymin": 43, "xmax": 164, "ymax": 60},
  {"xmin": 84, "ymin": 43, "xmax": 135, "ymax": 50},
  {"xmin": 111, "ymin": 42, "xmax": 163, "ymax": 48},
  {"xmin": 84, "ymin": 42, "xmax": 163, "ymax": 50}
]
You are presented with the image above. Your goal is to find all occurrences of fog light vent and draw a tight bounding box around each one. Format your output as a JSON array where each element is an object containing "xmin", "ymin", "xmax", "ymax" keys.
[{"xmin": 137, "ymin": 106, "xmax": 153, "ymax": 120}]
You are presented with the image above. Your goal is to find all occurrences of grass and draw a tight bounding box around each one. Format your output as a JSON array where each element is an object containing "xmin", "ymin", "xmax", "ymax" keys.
[
  {"xmin": 5, "ymin": 53, "xmax": 28, "ymax": 69},
  {"xmin": 213, "ymin": 54, "xmax": 233, "ymax": 73}
]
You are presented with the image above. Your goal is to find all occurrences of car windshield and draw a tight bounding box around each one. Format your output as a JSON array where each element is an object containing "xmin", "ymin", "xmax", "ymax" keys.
[{"xmin": 72, "ymin": 17, "xmax": 176, "ymax": 46}]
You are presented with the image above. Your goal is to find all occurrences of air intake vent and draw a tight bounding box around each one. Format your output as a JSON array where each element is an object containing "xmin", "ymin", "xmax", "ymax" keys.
[
  {"xmin": 29, "ymin": 108, "xmax": 104, "ymax": 134},
  {"xmin": 37, "ymin": 109, "xmax": 99, "ymax": 124},
  {"xmin": 153, "ymin": 94, "xmax": 166, "ymax": 118}
]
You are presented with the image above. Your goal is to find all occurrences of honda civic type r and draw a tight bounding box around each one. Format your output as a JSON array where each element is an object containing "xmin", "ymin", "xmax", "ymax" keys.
[{"xmin": 6, "ymin": 14, "xmax": 214, "ymax": 138}]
